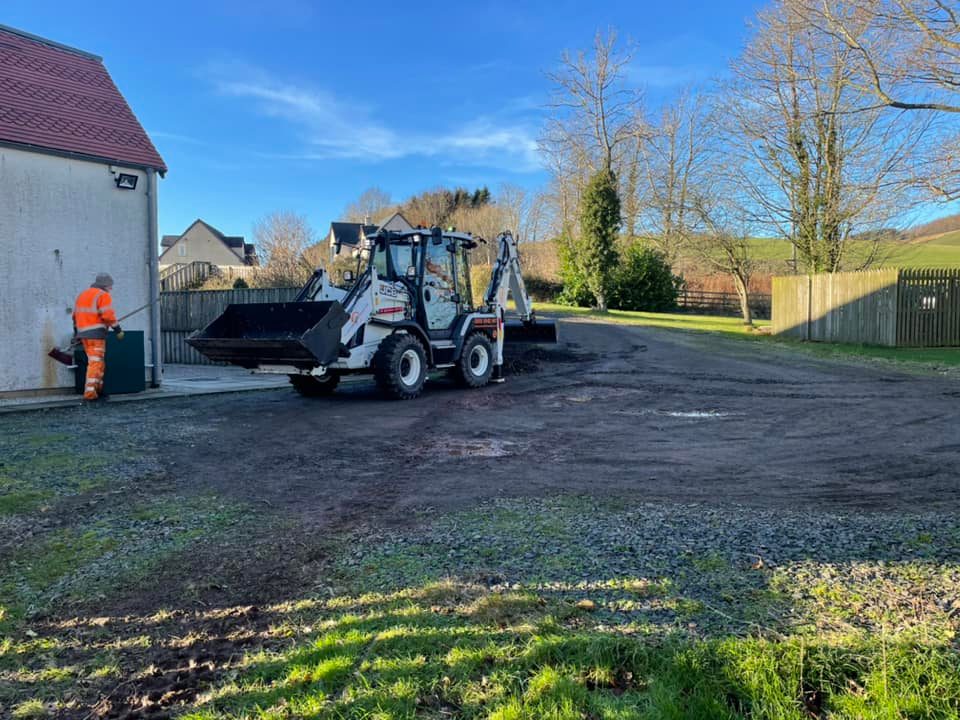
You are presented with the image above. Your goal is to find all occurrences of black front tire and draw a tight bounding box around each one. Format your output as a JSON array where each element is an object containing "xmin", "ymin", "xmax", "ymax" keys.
[
  {"xmin": 289, "ymin": 373, "xmax": 339, "ymax": 397},
  {"xmin": 455, "ymin": 332, "xmax": 495, "ymax": 388},
  {"xmin": 374, "ymin": 333, "xmax": 428, "ymax": 400}
]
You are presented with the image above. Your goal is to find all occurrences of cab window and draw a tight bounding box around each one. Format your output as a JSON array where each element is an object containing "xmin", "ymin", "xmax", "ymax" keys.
[
  {"xmin": 454, "ymin": 246, "xmax": 471, "ymax": 305},
  {"xmin": 373, "ymin": 244, "xmax": 388, "ymax": 277},
  {"xmin": 425, "ymin": 241, "xmax": 455, "ymax": 290},
  {"xmin": 390, "ymin": 243, "xmax": 414, "ymax": 278}
]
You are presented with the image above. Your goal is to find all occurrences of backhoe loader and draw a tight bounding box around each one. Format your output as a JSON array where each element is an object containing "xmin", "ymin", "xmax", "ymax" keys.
[{"xmin": 187, "ymin": 228, "xmax": 557, "ymax": 399}]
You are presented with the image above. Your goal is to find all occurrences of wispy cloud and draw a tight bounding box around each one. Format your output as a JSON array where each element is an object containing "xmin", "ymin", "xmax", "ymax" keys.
[
  {"xmin": 208, "ymin": 64, "xmax": 542, "ymax": 172},
  {"xmin": 147, "ymin": 130, "xmax": 207, "ymax": 146}
]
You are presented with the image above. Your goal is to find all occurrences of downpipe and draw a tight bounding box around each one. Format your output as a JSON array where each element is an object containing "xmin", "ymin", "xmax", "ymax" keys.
[{"xmin": 146, "ymin": 169, "xmax": 162, "ymax": 388}]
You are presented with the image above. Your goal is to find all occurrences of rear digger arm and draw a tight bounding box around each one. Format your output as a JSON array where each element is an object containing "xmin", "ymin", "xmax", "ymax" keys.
[{"xmin": 483, "ymin": 232, "xmax": 558, "ymax": 373}]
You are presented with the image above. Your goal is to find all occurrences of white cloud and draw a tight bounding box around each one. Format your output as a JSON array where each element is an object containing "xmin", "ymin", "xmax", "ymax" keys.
[
  {"xmin": 210, "ymin": 65, "xmax": 542, "ymax": 172},
  {"xmin": 147, "ymin": 130, "xmax": 207, "ymax": 146}
]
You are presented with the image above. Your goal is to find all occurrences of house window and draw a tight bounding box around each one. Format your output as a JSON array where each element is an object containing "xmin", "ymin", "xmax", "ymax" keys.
[{"xmin": 178, "ymin": 242, "xmax": 187, "ymax": 258}]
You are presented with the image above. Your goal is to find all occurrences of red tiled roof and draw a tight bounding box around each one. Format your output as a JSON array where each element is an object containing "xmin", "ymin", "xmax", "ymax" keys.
[{"xmin": 0, "ymin": 26, "xmax": 166, "ymax": 174}]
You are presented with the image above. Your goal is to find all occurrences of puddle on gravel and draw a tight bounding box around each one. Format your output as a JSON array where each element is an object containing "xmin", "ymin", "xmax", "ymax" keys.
[
  {"xmin": 662, "ymin": 410, "xmax": 731, "ymax": 418},
  {"xmin": 421, "ymin": 438, "xmax": 525, "ymax": 458},
  {"xmin": 614, "ymin": 409, "xmax": 736, "ymax": 420}
]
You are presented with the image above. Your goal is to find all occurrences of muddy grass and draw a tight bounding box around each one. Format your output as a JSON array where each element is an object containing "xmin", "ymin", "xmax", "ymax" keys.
[{"xmin": 2, "ymin": 318, "xmax": 960, "ymax": 717}]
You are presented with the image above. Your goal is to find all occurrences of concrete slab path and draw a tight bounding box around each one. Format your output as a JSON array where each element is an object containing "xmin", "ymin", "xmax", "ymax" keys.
[{"xmin": 0, "ymin": 364, "xmax": 288, "ymax": 413}]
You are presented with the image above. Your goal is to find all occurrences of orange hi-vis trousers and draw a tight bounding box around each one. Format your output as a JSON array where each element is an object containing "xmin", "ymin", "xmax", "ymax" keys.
[{"xmin": 81, "ymin": 338, "xmax": 106, "ymax": 400}]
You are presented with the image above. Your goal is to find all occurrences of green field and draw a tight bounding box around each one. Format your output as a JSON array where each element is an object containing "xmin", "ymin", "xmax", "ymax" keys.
[{"xmin": 747, "ymin": 235, "xmax": 960, "ymax": 269}]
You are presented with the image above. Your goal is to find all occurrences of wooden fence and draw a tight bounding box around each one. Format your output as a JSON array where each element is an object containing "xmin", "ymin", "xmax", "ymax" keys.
[
  {"xmin": 161, "ymin": 287, "xmax": 299, "ymax": 364},
  {"xmin": 772, "ymin": 268, "xmax": 960, "ymax": 347},
  {"xmin": 677, "ymin": 289, "xmax": 771, "ymax": 320}
]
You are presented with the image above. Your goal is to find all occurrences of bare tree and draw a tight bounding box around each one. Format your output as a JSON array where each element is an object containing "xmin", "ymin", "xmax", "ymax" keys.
[
  {"xmin": 686, "ymin": 186, "xmax": 759, "ymax": 326},
  {"xmin": 795, "ymin": 0, "xmax": 960, "ymax": 199},
  {"xmin": 639, "ymin": 91, "xmax": 711, "ymax": 263},
  {"xmin": 800, "ymin": 0, "xmax": 959, "ymax": 113},
  {"xmin": 403, "ymin": 187, "xmax": 456, "ymax": 227},
  {"xmin": 497, "ymin": 183, "xmax": 551, "ymax": 245},
  {"xmin": 254, "ymin": 211, "xmax": 317, "ymax": 287},
  {"xmin": 448, "ymin": 204, "xmax": 507, "ymax": 264},
  {"xmin": 341, "ymin": 187, "xmax": 396, "ymax": 223},
  {"xmin": 725, "ymin": 0, "xmax": 928, "ymax": 273},
  {"xmin": 540, "ymin": 31, "xmax": 645, "ymax": 232}
]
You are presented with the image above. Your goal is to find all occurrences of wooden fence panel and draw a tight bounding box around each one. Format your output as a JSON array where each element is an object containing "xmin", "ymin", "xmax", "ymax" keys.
[
  {"xmin": 771, "ymin": 275, "xmax": 810, "ymax": 339},
  {"xmin": 897, "ymin": 269, "xmax": 960, "ymax": 347},
  {"xmin": 812, "ymin": 269, "xmax": 898, "ymax": 346},
  {"xmin": 160, "ymin": 287, "xmax": 300, "ymax": 364},
  {"xmin": 773, "ymin": 269, "xmax": 899, "ymax": 346}
]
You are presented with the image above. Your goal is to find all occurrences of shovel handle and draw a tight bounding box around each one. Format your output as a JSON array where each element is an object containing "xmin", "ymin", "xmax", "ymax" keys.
[{"xmin": 116, "ymin": 297, "xmax": 160, "ymax": 323}]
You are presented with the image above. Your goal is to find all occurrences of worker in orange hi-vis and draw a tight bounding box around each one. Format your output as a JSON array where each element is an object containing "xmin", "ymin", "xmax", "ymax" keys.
[{"xmin": 73, "ymin": 273, "xmax": 125, "ymax": 401}]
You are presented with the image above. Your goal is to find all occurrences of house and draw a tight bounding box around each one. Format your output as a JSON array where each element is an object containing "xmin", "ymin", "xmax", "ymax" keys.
[
  {"xmin": 326, "ymin": 211, "xmax": 413, "ymax": 255},
  {"xmin": 0, "ymin": 24, "xmax": 167, "ymax": 394},
  {"xmin": 160, "ymin": 219, "xmax": 257, "ymax": 268}
]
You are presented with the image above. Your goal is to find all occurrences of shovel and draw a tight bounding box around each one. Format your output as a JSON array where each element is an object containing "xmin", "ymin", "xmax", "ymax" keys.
[{"xmin": 47, "ymin": 298, "xmax": 158, "ymax": 366}]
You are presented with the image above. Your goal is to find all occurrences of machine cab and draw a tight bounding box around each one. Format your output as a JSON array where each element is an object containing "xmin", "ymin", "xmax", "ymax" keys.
[{"xmin": 371, "ymin": 229, "xmax": 474, "ymax": 338}]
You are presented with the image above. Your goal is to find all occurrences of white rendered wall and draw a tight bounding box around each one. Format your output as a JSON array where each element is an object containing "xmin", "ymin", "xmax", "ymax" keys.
[{"xmin": 0, "ymin": 147, "xmax": 153, "ymax": 392}]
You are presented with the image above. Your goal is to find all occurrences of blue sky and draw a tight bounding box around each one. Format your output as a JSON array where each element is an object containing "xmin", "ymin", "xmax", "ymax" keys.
[{"xmin": 5, "ymin": 0, "xmax": 767, "ymax": 239}]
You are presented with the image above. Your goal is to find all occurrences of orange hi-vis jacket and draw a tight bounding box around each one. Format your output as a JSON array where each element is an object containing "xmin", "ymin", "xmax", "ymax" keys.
[{"xmin": 73, "ymin": 287, "xmax": 118, "ymax": 339}]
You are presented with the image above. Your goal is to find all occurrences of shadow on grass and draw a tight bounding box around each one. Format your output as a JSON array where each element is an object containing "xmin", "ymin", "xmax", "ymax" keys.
[
  {"xmin": 175, "ymin": 581, "xmax": 959, "ymax": 720},
  {"xmin": 3, "ymin": 527, "xmax": 959, "ymax": 719}
]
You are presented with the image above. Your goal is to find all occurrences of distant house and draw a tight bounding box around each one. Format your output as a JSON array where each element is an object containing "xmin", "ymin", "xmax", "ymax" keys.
[
  {"xmin": 159, "ymin": 219, "xmax": 257, "ymax": 268},
  {"xmin": 326, "ymin": 212, "xmax": 413, "ymax": 253},
  {"xmin": 0, "ymin": 24, "xmax": 167, "ymax": 394}
]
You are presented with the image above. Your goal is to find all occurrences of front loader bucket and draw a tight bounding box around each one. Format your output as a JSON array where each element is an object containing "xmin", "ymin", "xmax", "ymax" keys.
[
  {"xmin": 504, "ymin": 318, "xmax": 558, "ymax": 344},
  {"xmin": 186, "ymin": 301, "xmax": 349, "ymax": 369}
]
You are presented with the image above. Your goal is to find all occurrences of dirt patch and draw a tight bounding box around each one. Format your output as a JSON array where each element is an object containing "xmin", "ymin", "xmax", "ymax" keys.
[
  {"xmin": 41, "ymin": 605, "xmax": 277, "ymax": 720},
  {"xmin": 502, "ymin": 343, "xmax": 587, "ymax": 375}
]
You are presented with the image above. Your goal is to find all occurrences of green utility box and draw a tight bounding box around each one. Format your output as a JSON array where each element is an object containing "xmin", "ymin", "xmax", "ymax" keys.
[{"xmin": 73, "ymin": 331, "xmax": 146, "ymax": 395}]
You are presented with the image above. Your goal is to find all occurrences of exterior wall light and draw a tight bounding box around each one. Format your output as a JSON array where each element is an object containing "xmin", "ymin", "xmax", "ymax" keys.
[{"xmin": 115, "ymin": 173, "xmax": 138, "ymax": 190}]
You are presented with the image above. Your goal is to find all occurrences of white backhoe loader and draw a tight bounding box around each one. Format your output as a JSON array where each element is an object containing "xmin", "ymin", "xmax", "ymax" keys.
[{"xmin": 187, "ymin": 228, "xmax": 557, "ymax": 399}]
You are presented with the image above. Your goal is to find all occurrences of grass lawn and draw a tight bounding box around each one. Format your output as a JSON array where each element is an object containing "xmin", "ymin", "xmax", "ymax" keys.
[
  {"xmin": 182, "ymin": 582, "xmax": 960, "ymax": 720},
  {"xmin": 535, "ymin": 302, "xmax": 960, "ymax": 370},
  {"xmin": 534, "ymin": 303, "xmax": 771, "ymax": 338},
  {"xmin": 177, "ymin": 495, "xmax": 960, "ymax": 720}
]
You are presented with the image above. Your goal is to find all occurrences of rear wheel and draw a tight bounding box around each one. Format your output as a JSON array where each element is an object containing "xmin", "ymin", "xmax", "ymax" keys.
[
  {"xmin": 455, "ymin": 332, "xmax": 494, "ymax": 388},
  {"xmin": 374, "ymin": 333, "xmax": 428, "ymax": 400},
  {"xmin": 289, "ymin": 373, "xmax": 339, "ymax": 397}
]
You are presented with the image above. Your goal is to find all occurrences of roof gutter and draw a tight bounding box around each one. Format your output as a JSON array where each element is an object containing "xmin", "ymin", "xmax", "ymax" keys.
[{"xmin": 0, "ymin": 139, "xmax": 167, "ymax": 177}]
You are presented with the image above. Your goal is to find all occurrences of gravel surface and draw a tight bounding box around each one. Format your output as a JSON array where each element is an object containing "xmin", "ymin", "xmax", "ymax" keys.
[{"xmin": 332, "ymin": 497, "xmax": 960, "ymax": 640}]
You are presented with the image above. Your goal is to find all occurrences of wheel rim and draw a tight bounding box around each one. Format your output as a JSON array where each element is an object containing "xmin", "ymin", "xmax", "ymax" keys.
[
  {"xmin": 469, "ymin": 344, "xmax": 490, "ymax": 376},
  {"xmin": 399, "ymin": 348, "xmax": 422, "ymax": 386}
]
